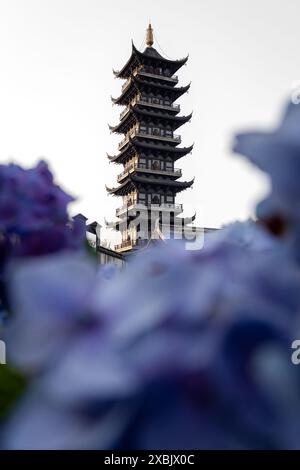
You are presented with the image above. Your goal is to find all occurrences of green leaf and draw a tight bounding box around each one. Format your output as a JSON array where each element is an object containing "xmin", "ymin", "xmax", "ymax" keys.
[{"xmin": 0, "ymin": 365, "xmax": 27, "ymax": 420}]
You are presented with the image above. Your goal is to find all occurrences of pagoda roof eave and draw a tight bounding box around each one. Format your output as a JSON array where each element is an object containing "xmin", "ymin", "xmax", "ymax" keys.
[
  {"xmin": 132, "ymin": 175, "xmax": 195, "ymax": 191},
  {"xmin": 113, "ymin": 42, "xmax": 140, "ymax": 79},
  {"xmin": 105, "ymin": 178, "xmax": 137, "ymax": 195},
  {"xmin": 112, "ymin": 78, "xmax": 191, "ymax": 106},
  {"xmin": 134, "ymin": 108, "xmax": 193, "ymax": 130},
  {"xmin": 106, "ymin": 175, "xmax": 194, "ymax": 196},
  {"xmin": 132, "ymin": 141, "xmax": 194, "ymax": 155},
  {"xmin": 114, "ymin": 42, "xmax": 189, "ymax": 79},
  {"xmin": 107, "ymin": 152, "xmax": 117, "ymax": 161},
  {"xmin": 108, "ymin": 141, "xmax": 194, "ymax": 163},
  {"xmin": 109, "ymin": 108, "xmax": 192, "ymax": 134},
  {"xmin": 135, "ymin": 44, "xmax": 189, "ymax": 73}
]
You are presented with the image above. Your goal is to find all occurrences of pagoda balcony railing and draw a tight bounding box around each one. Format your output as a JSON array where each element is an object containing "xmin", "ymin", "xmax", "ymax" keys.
[
  {"xmin": 137, "ymin": 130, "xmax": 181, "ymax": 144},
  {"xmin": 117, "ymin": 163, "xmax": 182, "ymax": 182},
  {"xmin": 116, "ymin": 202, "xmax": 183, "ymax": 217},
  {"xmin": 138, "ymin": 97, "xmax": 180, "ymax": 112},
  {"xmin": 120, "ymin": 69, "xmax": 178, "ymax": 95},
  {"xmin": 151, "ymin": 203, "xmax": 183, "ymax": 212},
  {"xmin": 115, "ymin": 239, "xmax": 136, "ymax": 251},
  {"xmin": 119, "ymin": 98, "xmax": 180, "ymax": 120},
  {"xmin": 118, "ymin": 129, "xmax": 181, "ymax": 150},
  {"xmin": 134, "ymin": 67, "xmax": 178, "ymax": 83}
]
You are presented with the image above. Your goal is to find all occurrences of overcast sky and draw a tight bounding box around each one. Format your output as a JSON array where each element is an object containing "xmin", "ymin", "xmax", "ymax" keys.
[{"xmin": 0, "ymin": 0, "xmax": 299, "ymax": 243}]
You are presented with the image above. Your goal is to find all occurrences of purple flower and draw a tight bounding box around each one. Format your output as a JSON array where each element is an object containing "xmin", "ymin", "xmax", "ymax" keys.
[
  {"xmin": 0, "ymin": 161, "xmax": 72, "ymax": 236},
  {"xmin": 5, "ymin": 253, "xmax": 99, "ymax": 374},
  {"xmin": 0, "ymin": 160, "xmax": 86, "ymax": 255},
  {"xmin": 3, "ymin": 235, "xmax": 300, "ymax": 449},
  {"xmin": 233, "ymin": 101, "xmax": 300, "ymax": 259},
  {"xmin": 0, "ymin": 161, "xmax": 86, "ymax": 309}
]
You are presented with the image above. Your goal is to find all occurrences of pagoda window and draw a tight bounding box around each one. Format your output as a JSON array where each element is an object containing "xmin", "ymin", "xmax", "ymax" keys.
[
  {"xmin": 166, "ymin": 194, "xmax": 174, "ymax": 203},
  {"xmin": 140, "ymin": 125, "xmax": 147, "ymax": 133},
  {"xmin": 166, "ymin": 162, "xmax": 173, "ymax": 171},
  {"xmin": 165, "ymin": 130, "xmax": 173, "ymax": 137},
  {"xmin": 152, "ymin": 127, "xmax": 161, "ymax": 136},
  {"xmin": 152, "ymin": 160, "xmax": 160, "ymax": 170},
  {"xmin": 152, "ymin": 195, "xmax": 160, "ymax": 205}
]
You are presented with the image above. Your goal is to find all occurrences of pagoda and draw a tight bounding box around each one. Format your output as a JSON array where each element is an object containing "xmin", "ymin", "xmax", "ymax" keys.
[{"xmin": 107, "ymin": 24, "xmax": 196, "ymax": 253}]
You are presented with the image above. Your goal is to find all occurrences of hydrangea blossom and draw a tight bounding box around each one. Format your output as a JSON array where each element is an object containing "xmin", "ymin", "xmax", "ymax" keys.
[
  {"xmin": 3, "ymin": 230, "xmax": 300, "ymax": 449},
  {"xmin": 0, "ymin": 160, "xmax": 85, "ymax": 254},
  {"xmin": 234, "ymin": 101, "xmax": 300, "ymax": 259},
  {"xmin": 0, "ymin": 161, "xmax": 86, "ymax": 310}
]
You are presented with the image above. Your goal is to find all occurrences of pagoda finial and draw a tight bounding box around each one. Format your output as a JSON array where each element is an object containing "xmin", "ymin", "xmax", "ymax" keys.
[{"xmin": 146, "ymin": 22, "xmax": 154, "ymax": 47}]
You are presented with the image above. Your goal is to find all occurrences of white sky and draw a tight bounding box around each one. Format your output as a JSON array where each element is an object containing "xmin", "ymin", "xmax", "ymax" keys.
[{"xmin": 0, "ymin": 0, "xmax": 299, "ymax": 243}]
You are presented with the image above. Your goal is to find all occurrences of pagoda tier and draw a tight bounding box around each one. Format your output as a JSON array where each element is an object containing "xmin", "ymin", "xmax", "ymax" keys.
[
  {"xmin": 112, "ymin": 77, "xmax": 190, "ymax": 106},
  {"xmin": 107, "ymin": 141, "xmax": 194, "ymax": 164},
  {"xmin": 113, "ymin": 42, "xmax": 188, "ymax": 79},
  {"xmin": 109, "ymin": 107, "xmax": 192, "ymax": 134},
  {"xmin": 106, "ymin": 175, "xmax": 194, "ymax": 196}
]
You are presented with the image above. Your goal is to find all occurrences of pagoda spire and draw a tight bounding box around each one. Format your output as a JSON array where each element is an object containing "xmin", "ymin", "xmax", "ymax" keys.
[{"xmin": 146, "ymin": 22, "xmax": 154, "ymax": 47}]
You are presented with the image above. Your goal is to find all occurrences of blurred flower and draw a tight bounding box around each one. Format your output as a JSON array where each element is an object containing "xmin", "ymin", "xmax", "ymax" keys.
[
  {"xmin": 0, "ymin": 161, "xmax": 86, "ymax": 310},
  {"xmin": 0, "ymin": 160, "xmax": 84, "ymax": 255},
  {"xmin": 233, "ymin": 101, "xmax": 300, "ymax": 259},
  {"xmin": 0, "ymin": 161, "xmax": 69, "ymax": 232},
  {"xmin": 204, "ymin": 220, "xmax": 281, "ymax": 253},
  {"xmin": 3, "ymin": 233, "xmax": 300, "ymax": 449},
  {"xmin": 4, "ymin": 253, "xmax": 99, "ymax": 374}
]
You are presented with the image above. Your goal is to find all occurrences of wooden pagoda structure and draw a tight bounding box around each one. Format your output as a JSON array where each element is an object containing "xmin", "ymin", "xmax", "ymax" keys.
[{"xmin": 107, "ymin": 24, "xmax": 197, "ymax": 253}]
